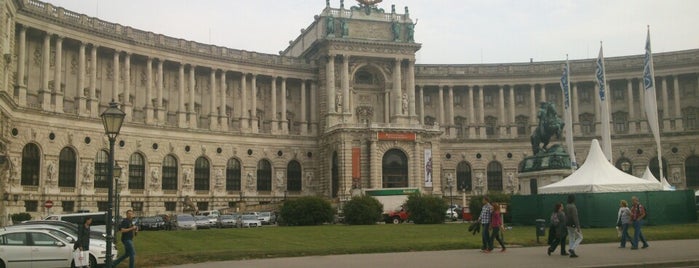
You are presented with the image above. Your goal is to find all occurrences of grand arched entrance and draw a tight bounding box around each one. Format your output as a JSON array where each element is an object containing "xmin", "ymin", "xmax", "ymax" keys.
[{"xmin": 382, "ymin": 149, "xmax": 408, "ymax": 188}]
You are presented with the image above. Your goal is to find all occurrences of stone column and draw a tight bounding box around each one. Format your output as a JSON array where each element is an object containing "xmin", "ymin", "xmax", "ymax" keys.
[
  {"xmin": 209, "ymin": 70, "xmax": 217, "ymax": 130},
  {"xmin": 240, "ymin": 73, "xmax": 248, "ymax": 131},
  {"xmin": 40, "ymin": 33, "xmax": 51, "ymax": 109},
  {"xmin": 123, "ymin": 53, "xmax": 132, "ymax": 121},
  {"xmin": 393, "ymin": 58, "xmax": 402, "ymax": 117},
  {"xmin": 509, "ymin": 85, "xmax": 516, "ymax": 137},
  {"xmin": 270, "ymin": 76, "xmax": 278, "ymax": 134},
  {"xmin": 468, "ymin": 85, "xmax": 475, "ymax": 138},
  {"xmin": 145, "ymin": 57, "xmax": 154, "ymax": 125},
  {"xmin": 54, "ymin": 36, "xmax": 64, "ymax": 113},
  {"xmin": 156, "ymin": 59, "xmax": 165, "ymax": 123},
  {"xmin": 369, "ymin": 139, "xmax": 379, "ymax": 189},
  {"xmin": 112, "ymin": 50, "xmax": 119, "ymax": 103},
  {"xmin": 300, "ymin": 80, "xmax": 308, "ymax": 135},
  {"xmin": 673, "ymin": 75, "xmax": 682, "ymax": 129},
  {"xmin": 89, "ymin": 45, "xmax": 98, "ymax": 117},
  {"xmin": 342, "ymin": 55, "xmax": 350, "ymax": 114},
  {"xmin": 478, "ymin": 86, "xmax": 485, "ymax": 138},
  {"xmin": 189, "ymin": 65, "xmax": 197, "ymax": 129},
  {"xmin": 539, "ymin": 84, "xmax": 547, "ymax": 103},
  {"xmin": 281, "ymin": 77, "xmax": 288, "ymax": 133},
  {"xmin": 251, "ymin": 74, "xmax": 258, "ymax": 133},
  {"xmin": 77, "ymin": 42, "xmax": 87, "ymax": 116},
  {"xmin": 529, "ymin": 84, "xmax": 536, "ymax": 133},
  {"xmin": 17, "ymin": 26, "xmax": 27, "ymax": 106},
  {"xmin": 572, "ymin": 83, "xmax": 580, "ymax": 134},
  {"xmin": 407, "ymin": 60, "xmax": 416, "ymax": 118},
  {"xmin": 661, "ymin": 77, "xmax": 669, "ymax": 129},
  {"xmin": 438, "ymin": 86, "xmax": 444, "ymax": 127},
  {"xmin": 310, "ymin": 81, "xmax": 318, "ymax": 135},
  {"xmin": 627, "ymin": 79, "xmax": 635, "ymax": 134},
  {"xmin": 326, "ymin": 55, "xmax": 336, "ymax": 113},
  {"xmin": 447, "ymin": 86, "xmax": 455, "ymax": 135},
  {"xmin": 498, "ymin": 85, "xmax": 506, "ymax": 137},
  {"xmin": 639, "ymin": 79, "xmax": 648, "ymax": 132},
  {"xmin": 418, "ymin": 86, "xmax": 424, "ymax": 124},
  {"xmin": 220, "ymin": 71, "xmax": 228, "ymax": 130},
  {"xmin": 178, "ymin": 64, "xmax": 187, "ymax": 127}
]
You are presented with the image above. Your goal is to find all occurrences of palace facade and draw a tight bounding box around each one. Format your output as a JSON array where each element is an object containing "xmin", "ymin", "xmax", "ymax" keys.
[{"xmin": 0, "ymin": 0, "xmax": 698, "ymax": 222}]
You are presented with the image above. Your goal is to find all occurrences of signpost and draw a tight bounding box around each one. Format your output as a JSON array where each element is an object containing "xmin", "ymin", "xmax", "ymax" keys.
[{"xmin": 44, "ymin": 200, "xmax": 53, "ymax": 209}]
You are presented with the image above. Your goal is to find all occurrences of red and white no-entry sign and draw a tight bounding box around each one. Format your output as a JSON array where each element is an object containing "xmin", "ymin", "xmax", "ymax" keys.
[{"xmin": 44, "ymin": 200, "xmax": 54, "ymax": 209}]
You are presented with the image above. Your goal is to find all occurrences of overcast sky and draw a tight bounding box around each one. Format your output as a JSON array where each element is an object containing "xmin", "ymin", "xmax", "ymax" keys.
[{"xmin": 42, "ymin": 0, "xmax": 699, "ymax": 64}]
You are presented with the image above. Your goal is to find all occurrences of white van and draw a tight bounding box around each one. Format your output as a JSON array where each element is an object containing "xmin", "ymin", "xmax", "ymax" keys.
[
  {"xmin": 196, "ymin": 210, "xmax": 220, "ymax": 217},
  {"xmin": 45, "ymin": 212, "xmax": 108, "ymax": 226}
]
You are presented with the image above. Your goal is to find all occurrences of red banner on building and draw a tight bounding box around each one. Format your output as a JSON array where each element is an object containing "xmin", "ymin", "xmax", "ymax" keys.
[
  {"xmin": 377, "ymin": 132, "xmax": 416, "ymax": 141},
  {"xmin": 352, "ymin": 147, "xmax": 360, "ymax": 179}
]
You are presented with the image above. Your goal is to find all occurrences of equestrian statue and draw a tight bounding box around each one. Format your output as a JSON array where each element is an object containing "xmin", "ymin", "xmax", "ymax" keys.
[{"xmin": 531, "ymin": 102, "xmax": 564, "ymax": 155}]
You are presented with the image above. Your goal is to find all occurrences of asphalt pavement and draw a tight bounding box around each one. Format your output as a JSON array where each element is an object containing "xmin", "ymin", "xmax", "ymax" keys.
[{"xmin": 165, "ymin": 239, "xmax": 699, "ymax": 268}]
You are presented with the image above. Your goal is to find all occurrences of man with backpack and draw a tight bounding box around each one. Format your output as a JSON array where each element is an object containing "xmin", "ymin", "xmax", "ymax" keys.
[{"xmin": 630, "ymin": 196, "xmax": 650, "ymax": 249}]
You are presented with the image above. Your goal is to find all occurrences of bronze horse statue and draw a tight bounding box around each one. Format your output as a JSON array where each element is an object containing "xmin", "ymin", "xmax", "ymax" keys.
[{"xmin": 531, "ymin": 102, "xmax": 564, "ymax": 155}]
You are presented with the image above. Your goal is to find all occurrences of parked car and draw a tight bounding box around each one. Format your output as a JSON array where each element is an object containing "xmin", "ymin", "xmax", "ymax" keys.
[
  {"xmin": 0, "ymin": 228, "xmax": 73, "ymax": 268},
  {"xmin": 194, "ymin": 215, "xmax": 212, "ymax": 229},
  {"xmin": 174, "ymin": 214, "xmax": 197, "ymax": 230},
  {"xmin": 139, "ymin": 216, "xmax": 165, "ymax": 231},
  {"xmin": 217, "ymin": 214, "xmax": 238, "ymax": 228},
  {"xmin": 44, "ymin": 212, "xmax": 109, "ymax": 226},
  {"xmin": 445, "ymin": 205, "xmax": 462, "ymax": 221},
  {"xmin": 6, "ymin": 224, "xmax": 118, "ymax": 267},
  {"xmin": 258, "ymin": 212, "xmax": 273, "ymax": 225},
  {"xmin": 238, "ymin": 214, "xmax": 262, "ymax": 228},
  {"xmin": 19, "ymin": 220, "xmax": 106, "ymax": 240}
]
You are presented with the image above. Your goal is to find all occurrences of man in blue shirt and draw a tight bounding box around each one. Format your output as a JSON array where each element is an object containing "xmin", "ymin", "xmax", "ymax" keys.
[
  {"xmin": 478, "ymin": 196, "xmax": 493, "ymax": 252},
  {"xmin": 112, "ymin": 210, "xmax": 138, "ymax": 268}
]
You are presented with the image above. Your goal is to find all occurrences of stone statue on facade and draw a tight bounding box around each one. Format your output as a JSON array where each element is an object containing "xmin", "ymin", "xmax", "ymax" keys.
[
  {"xmin": 276, "ymin": 171, "xmax": 284, "ymax": 190},
  {"xmin": 83, "ymin": 163, "xmax": 94, "ymax": 185},
  {"xmin": 151, "ymin": 167, "xmax": 160, "ymax": 188},
  {"xmin": 340, "ymin": 19, "xmax": 349, "ymax": 37},
  {"xmin": 326, "ymin": 16, "xmax": 335, "ymax": 37},
  {"xmin": 391, "ymin": 21, "xmax": 400, "ymax": 41},
  {"xmin": 183, "ymin": 168, "xmax": 192, "ymax": 186},
  {"xmin": 246, "ymin": 172, "xmax": 255, "ymax": 190},
  {"xmin": 406, "ymin": 19, "xmax": 417, "ymax": 42},
  {"xmin": 335, "ymin": 92, "xmax": 342, "ymax": 112},
  {"xmin": 401, "ymin": 92, "xmax": 408, "ymax": 114},
  {"xmin": 182, "ymin": 195, "xmax": 197, "ymax": 213},
  {"xmin": 47, "ymin": 160, "xmax": 56, "ymax": 183},
  {"xmin": 531, "ymin": 102, "xmax": 564, "ymax": 155},
  {"xmin": 305, "ymin": 171, "xmax": 313, "ymax": 190},
  {"xmin": 215, "ymin": 168, "xmax": 224, "ymax": 188}
]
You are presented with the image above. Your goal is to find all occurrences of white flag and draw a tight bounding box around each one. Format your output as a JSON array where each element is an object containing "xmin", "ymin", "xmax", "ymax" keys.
[
  {"xmin": 643, "ymin": 28, "xmax": 664, "ymax": 179},
  {"xmin": 595, "ymin": 44, "xmax": 613, "ymax": 162},
  {"xmin": 560, "ymin": 58, "xmax": 577, "ymax": 170}
]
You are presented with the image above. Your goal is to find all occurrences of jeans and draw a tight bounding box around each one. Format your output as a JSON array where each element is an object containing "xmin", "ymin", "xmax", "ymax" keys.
[
  {"xmin": 490, "ymin": 227, "xmax": 505, "ymax": 250},
  {"xmin": 112, "ymin": 239, "xmax": 135, "ymax": 268},
  {"xmin": 481, "ymin": 224, "xmax": 492, "ymax": 250},
  {"xmin": 567, "ymin": 227, "xmax": 583, "ymax": 251},
  {"xmin": 632, "ymin": 219, "xmax": 649, "ymax": 248},
  {"xmin": 549, "ymin": 228, "xmax": 567, "ymax": 254},
  {"xmin": 620, "ymin": 223, "xmax": 632, "ymax": 247}
]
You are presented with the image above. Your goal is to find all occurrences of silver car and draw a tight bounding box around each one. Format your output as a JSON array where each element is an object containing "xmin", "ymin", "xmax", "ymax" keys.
[
  {"xmin": 217, "ymin": 214, "xmax": 238, "ymax": 228},
  {"xmin": 0, "ymin": 228, "xmax": 73, "ymax": 268},
  {"xmin": 175, "ymin": 214, "xmax": 197, "ymax": 230},
  {"xmin": 239, "ymin": 214, "xmax": 262, "ymax": 228}
]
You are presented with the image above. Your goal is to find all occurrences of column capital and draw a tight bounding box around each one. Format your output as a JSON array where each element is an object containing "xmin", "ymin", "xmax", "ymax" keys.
[{"xmin": 54, "ymin": 34, "xmax": 64, "ymax": 40}]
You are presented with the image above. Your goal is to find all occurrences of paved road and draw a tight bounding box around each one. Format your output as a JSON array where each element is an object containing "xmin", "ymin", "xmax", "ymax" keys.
[{"xmin": 166, "ymin": 239, "xmax": 699, "ymax": 268}]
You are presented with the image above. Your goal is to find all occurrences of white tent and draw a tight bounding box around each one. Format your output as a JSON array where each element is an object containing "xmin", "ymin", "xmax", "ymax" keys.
[
  {"xmin": 641, "ymin": 166, "xmax": 675, "ymax": 191},
  {"xmin": 539, "ymin": 139, "xmax": 663, "ymax": 193}
]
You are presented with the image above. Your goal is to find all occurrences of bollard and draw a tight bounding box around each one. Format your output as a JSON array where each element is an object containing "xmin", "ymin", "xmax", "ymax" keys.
[{"xmin": 535, "ymin": 219, "xmax": 546, "ymax": 243}]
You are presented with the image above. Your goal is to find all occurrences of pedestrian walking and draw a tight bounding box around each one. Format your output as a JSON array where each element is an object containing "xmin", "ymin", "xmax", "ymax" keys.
[
  {"xmin": 490, "ymin": 202, "xmax": 506, "ymax": 252},
  {"xmin": 630, "ymin": 196, "xmax": 649, "ymax": 250},
  {"xmin": 477, "ymin": 196, "xmax": 493, "ymax": 253},
  {"xmin": 566, "ymin": 194, "xmax": 583, "ymax": 258},
  {"xmin": 113, "ymin": 210, "xmax": 138, "ymax": 268},
  {"xmin": 547, "ymin": 202, "xmax": 568, "ymax": 256},
  {"xmin": 74, "ymin": 216, "xmax": 92, "ymax": 267},
  {"xmin": 617, "ymin": 200, "xmax": 633, "ymax": 248}
]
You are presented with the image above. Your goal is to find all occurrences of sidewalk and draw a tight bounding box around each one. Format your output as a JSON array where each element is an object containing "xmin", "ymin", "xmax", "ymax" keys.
[{"xmin": 166, "ymin": 239, "xmax": 699, "ymax": 268}]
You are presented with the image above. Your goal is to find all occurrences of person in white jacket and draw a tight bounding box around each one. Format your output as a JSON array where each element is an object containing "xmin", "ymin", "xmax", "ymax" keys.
[{"xmin": 617, "ymin": 200, "xmax": 633, "ymax": 248}]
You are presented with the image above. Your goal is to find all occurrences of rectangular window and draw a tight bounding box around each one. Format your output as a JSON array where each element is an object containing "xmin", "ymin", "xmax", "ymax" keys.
[
  {"xmin": 515, "ymin": 92, "xmax": 525, "ymax": 105},
  {"xmin": 613, "ymin": 88, "xmax": 624, "ymax": 101},
  {"xmin": 62, "ymin": 201, "xmax": 74, "ymax": 212},
  {"xmin": 484, "ymin": 94, "xmax": 493, "ymax": 107},
  {"xmin": 685, "ymin": 112, "xmax": 697, "ymax": 130},
  {"xmin": 164, "ymin": 202, "xmax": 176, "ymax": 212},
  {"xmin": 424, "ymin": 95, "xmax": 431, "ymax": 105},
  {"xmin": 196, "ymin": 202, "xmax": 209, "ymax": 211},
  {"xmin": 454, "ymin": 95, "xmax": 462, "ymax": 105},
  {"xmin": 132, "ymin": 202, "xmax": 143, "ymax": 212},
  {"xmin": 97, "ymin": 201, "xmax": 109, "ymax": 212},
  {"xmin": 581, "ymin": 89, "xmax": 591, "ymax": 103},
  {"xmin": 25, "ymin": 200, "xmax": 38, "ymax": 212}
]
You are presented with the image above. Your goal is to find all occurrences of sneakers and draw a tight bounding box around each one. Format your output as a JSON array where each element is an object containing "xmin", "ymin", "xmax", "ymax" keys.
[
  {"xmin": 569, "ymin": 249, "xmax": 579, "ymax": 258},
  {"xmin": 547, "ymin": 247, "xmax": 553, "ymax": 256},
  {"xmin": 642, "ymin": 244, "xmax": 649, "ymax": 249}
]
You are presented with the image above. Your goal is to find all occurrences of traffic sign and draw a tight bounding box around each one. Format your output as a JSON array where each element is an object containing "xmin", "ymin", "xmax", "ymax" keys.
[{"xmin": 44, "ymin": 200, "xmax": 54, "ymax": 209}]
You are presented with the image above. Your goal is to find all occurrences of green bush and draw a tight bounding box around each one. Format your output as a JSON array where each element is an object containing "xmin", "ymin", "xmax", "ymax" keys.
[
  {"xmin": 11, "ymin": 212, "xmax": 32, "ymax": 223},
  {"xmin": 279, "ymin": 196, "xmax": 334, "ymax": 226},
  {"xmin": 404, "ymin": 193, "xmax": 448, "ymax": 224},
  {"xmin": 468, "ymin": 192, "xmax": 512, "ymax": 223},
  {"xmin": 343, "ymin": 195, "xmax": 383, "ymax": 225}
]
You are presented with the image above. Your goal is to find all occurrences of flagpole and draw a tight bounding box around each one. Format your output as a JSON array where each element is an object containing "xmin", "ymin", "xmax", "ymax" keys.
[
  {"xmin": 596, "ymin": 42, "xmax": 613, "ymax": 162},
  {"xmin": 561, "ymin": 55, "xmax": 577, "ymax": 170},
  {"xmin": 643, "ymin": 25, "xmax": 664, "ymax": 180}
]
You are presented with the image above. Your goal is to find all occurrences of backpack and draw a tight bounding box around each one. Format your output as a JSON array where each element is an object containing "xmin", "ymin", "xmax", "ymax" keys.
[{"xmin": 550, "ymin": 212, "xmax": 559, "ymax": 226}]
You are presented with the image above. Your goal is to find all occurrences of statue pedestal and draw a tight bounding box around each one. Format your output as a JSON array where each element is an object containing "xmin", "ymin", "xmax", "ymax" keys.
[{"xmin": 517, "ymin": 169, "xmax": 572, "ymax": 195}]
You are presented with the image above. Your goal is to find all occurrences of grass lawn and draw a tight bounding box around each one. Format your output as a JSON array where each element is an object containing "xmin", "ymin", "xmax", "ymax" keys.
[{"xmin": 126, "ymin": 222, "xmax": 699, "ymax": 267}]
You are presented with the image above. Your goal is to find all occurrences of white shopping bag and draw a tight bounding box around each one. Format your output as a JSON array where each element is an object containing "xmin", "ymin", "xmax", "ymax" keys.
[{"xmin": 73, "ymin": 250, "xmax": 89, "ymax": 267}]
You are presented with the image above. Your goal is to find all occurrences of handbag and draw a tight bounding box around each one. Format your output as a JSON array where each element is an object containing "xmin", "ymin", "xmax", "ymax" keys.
[{"xmin": 73, "ymin": 250, "xmax": 89, "ymax": 267}]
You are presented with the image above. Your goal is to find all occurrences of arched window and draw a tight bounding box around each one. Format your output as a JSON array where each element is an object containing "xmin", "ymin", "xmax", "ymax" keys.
[
  {"xmin": 257, "ymin": 159, "xmax": 272, "ymax": 191},
  {"xmin": 94, "ymin": 150, "xmax": 109, "ymax": 188},
  {"xmin": 162, "ymin": 155, "xmax": 178, "ymax": 190},
  {"xmin": 20, "ymin": 143, "xmax": 40, "ymax": 186},
  {"xmin": 615, "ymin": 157, "xmax": 633, "ymax": 175},
  {"xmin": 226, "ymin": 158, "xmax": 241, "ymax": 191},
  {"xmin": 456, "ymin": 161, "xmax": 472, "ymax": 191},
  {"xmin": 649, "ymin": 157, "xmax": 668, "ymax": 181},
  {"xmin": 382, "ymin": 149, "xmax": 408, "ymax": 188},
  {"xmin": 332, "ymin": 152, "xmax": 339, "ymax": 198},
  {"xmin": 195, "ymin": 157, "xmax": 210, "ymax": 191},
  {"xmin": 128, "ymin": 153, "xmax": 145, "ymax": 189},
  {"xmin": 287, "ymin": 160, "xmax": 302, "ymax": 191},
  {"xmin": 487, "ymin": 161, "xmax": 503, "ymax": 191},
  {"xmin": 58, "ymin": 147, "xmax": 77, "ymax": 187},
  {"xmin": 685, "ymin": 155, "xmax": 699, "ymax": 187}
]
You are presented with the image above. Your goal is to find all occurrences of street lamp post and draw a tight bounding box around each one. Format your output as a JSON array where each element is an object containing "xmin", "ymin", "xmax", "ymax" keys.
[
  {"xmin": 113, "ymin": 164, "xmax": 122, "ymax": 244},
  {"xmin": 101, "ymin": 101, "xmax": 125, "ymax": 267}
]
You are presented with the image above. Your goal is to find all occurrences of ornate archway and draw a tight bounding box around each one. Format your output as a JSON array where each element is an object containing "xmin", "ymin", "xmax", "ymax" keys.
[{"xmin": 382, "ymin": 149, "xmax": 408, "ymax": 188}]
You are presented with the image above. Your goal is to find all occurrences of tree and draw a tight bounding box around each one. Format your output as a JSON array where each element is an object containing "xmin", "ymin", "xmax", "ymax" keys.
[{"xmin": 343, "ymin": 195, "xmax": 383, "ymax": 225}]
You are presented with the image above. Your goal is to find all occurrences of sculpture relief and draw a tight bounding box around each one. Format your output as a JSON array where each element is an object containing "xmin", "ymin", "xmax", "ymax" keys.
[
  {"xmin": 183, "ymin": 168, "xmax": 192, "ymax": 186},
  {"xmin": 276, "ymin": 171, "xmax": 285, "ymax": 190},
  {"xmin": 150, "ymin": 167, "xmax": 160, "ymax": 188},
  {"xmin": 246, "ymin": 172, "xmax": 255, "ymax": 190},
  {"xmin": 46, "ymin": 160, "xmax": 56, "ymax": 182},
  {"xmin": 83, "ymin": 163, "xmax": 94, "ymax": 185}
]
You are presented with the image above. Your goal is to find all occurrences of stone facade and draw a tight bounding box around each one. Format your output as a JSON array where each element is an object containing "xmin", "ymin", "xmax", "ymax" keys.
[{"xmin": 0, "ymin": 0, "xmax": 698, "ymax": 223}]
